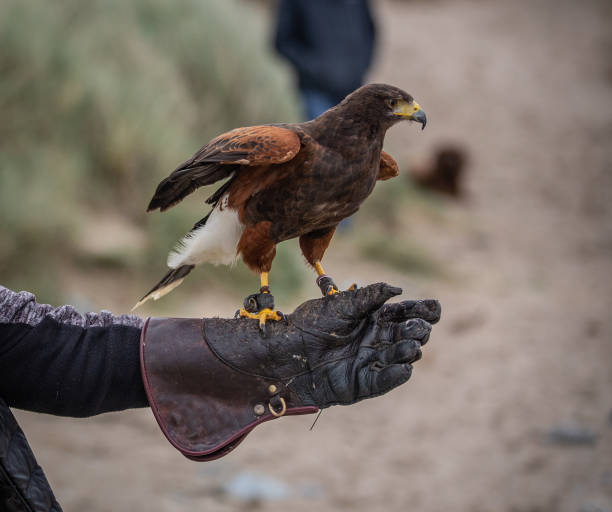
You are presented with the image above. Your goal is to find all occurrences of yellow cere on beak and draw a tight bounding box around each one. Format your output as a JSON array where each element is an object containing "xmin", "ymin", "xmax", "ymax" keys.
[
  {"xmin": 393, "ymin": 100, "xmax": 427, "ymax": 129},
  {"xmin": 393, "ymin": 100, "xmax": 420, "ymax": 117}
]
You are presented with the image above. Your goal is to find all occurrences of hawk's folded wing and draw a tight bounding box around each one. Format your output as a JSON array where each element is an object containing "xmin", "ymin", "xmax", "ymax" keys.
[
  {"xmin": 148, "ymin": 126, "xmax": 301, "ymax": 212},
  {"xmin": 378, "ymin": 150, "xmax": 399, "ymax": 181}
]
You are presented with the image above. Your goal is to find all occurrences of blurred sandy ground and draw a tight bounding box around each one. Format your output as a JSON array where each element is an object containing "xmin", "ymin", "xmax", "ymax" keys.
[{"xmin": 13, "ymin": 0, "xmax": 612, "ymax": 510}]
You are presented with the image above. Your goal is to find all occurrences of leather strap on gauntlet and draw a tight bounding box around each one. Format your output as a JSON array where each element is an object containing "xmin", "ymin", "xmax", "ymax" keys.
[{"xmin": 140, "ymin": 317, "xmax": 317, "ymax": 461}]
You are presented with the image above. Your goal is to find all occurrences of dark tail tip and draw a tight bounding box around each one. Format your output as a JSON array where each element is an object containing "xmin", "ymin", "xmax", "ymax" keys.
[{"xmin": 132, "ymin": 264, "xmax": 195, "ymax": 310}]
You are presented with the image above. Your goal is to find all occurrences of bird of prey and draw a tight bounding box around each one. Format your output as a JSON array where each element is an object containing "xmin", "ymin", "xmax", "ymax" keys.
[{"xmin": 135, "ymin": 83, "xmax": 426, "ymax": 330}]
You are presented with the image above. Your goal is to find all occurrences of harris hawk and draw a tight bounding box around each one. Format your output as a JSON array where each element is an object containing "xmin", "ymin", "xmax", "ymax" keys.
[{"xmin": 135, "ymin": 84, "xmax": 426, "ymax": 330}]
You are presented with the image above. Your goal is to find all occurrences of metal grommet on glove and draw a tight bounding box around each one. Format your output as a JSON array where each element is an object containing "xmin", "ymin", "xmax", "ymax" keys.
[{"xmin": 268, "ymin": 397, "xmax": 286, "ymax": 417}]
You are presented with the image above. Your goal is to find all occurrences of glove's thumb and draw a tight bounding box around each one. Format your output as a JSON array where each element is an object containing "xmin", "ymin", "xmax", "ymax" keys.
[{"xmin": 344, "ymin": 283, "xmax": 402, "ymax": 319}]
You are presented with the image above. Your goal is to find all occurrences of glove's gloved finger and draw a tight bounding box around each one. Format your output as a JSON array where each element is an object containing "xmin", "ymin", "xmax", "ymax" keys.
[
  {"xmin": 362, "ymin": 318, "xmax": 432, "ymax": 349},
  {"xmin": 393, "ymin": 318, "xmax": 433, "ymax": 346},
  {"xmin": 362, "ymin": 322, "xmax": 394, "ymax": 346},
  {"xmin": 345, "ymin": 283, "xmax": 402, "ymax": 319},
  {"xmin": 377, "ymin": 339, "xmax": 422, "ymax": 365},
  {"xmin": 379, "ymin": 299, "xmax": 441, "ymax": 324},
  {"xmin": 363, "ymin": 361, "xmax": 413, "ymax": 397}
]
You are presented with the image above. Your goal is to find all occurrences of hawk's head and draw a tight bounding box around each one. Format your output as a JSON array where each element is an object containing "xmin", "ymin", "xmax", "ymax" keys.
[{"xmin": 342, "ymin": 83, "xmax": 427, "ymax": 130}]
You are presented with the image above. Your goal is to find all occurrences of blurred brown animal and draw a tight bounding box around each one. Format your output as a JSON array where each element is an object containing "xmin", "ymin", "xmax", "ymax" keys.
[{"xmin": 409, "ymin": 145, "xmax": 467, "ymax": 198}]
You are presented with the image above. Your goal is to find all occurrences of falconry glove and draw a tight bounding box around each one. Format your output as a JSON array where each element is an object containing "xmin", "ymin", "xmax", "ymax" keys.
[{"xmin": 140, "ymin": 283, "xmax": 440, "ymax": 461}]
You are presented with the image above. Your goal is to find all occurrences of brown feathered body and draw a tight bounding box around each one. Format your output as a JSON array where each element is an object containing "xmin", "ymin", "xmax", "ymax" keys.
[{"xmin": 138, "ymin": 84, "xmax": 415, "ymax": 305}]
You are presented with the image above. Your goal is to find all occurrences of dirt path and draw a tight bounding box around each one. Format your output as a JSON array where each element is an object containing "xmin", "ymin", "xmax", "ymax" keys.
[{"xmin": 15, "ymin": 0, "xmax": 612, "ymax": 510}]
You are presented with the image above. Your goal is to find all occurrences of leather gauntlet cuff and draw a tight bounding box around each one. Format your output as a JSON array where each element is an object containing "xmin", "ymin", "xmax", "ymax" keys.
[{"xmin": 140, "ymin": 317, "xmax": 318, "ymax": 461}]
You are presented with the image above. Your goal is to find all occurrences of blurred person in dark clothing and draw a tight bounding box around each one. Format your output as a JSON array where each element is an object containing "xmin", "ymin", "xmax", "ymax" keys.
[{"xmin": 275, "ymin": 0, "xmax": 376, "ymax": 120}]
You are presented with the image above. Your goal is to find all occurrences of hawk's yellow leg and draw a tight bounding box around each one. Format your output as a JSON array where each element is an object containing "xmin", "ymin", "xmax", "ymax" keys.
[
  {"xmin": 314, "ymin": 262, "xmax": 358, "ymax": 294},
  {"xmin": 314, "ymin": 261, "xmax": 339, "ymax": 295}
]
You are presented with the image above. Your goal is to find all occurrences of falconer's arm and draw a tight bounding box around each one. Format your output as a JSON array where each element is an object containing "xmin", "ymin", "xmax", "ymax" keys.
[{"xmin": 0, "ymin": 285, "xmax": 148, "ymax": 417}]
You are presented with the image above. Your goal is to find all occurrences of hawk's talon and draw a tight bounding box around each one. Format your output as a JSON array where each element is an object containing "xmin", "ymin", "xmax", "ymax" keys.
[
  {"xmin": 317, "ymin": 274, "xmax": 338, "ymax": 297},
  {"xmin": 316, "ymin": 275, "xmax": 357, "ymax": 296},
  {"xmin": 238, "ymin": 307, "xmax": 282, "ymax": 335},
  {"xmin": 238, "ymin": 287, "xmax": 280, "ymax": 336}
]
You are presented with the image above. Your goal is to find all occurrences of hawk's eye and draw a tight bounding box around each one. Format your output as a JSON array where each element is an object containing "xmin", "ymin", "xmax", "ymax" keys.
[{"xmin": 388, "ymin": 99, "xmax": 397, "ymax": 109}]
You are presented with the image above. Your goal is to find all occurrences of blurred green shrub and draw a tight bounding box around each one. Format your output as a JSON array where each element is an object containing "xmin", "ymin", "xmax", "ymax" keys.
[{"xmin": 0, "ymin": 0, "xmax": 299, "ymax": 301}]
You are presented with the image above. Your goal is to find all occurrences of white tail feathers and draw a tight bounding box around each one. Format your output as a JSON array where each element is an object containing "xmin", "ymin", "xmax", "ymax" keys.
[
  {"xmin": 167, "ymin": 203, "xmax": 243, "ymax": 268},
  {"xmin": 133, "ymin": 200, "xmax": 243, "ymax": 310}
]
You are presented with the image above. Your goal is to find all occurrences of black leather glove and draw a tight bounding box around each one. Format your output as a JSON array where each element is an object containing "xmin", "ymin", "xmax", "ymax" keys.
[{"xmin": 140, "ymin": 283, "xmax": 440, "ymax": 461}]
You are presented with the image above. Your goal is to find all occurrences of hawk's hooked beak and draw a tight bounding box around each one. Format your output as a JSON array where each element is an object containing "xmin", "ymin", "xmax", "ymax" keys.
[{"xmin": 393, "ymin": 100, "xmax": 427, "ymax": 130}]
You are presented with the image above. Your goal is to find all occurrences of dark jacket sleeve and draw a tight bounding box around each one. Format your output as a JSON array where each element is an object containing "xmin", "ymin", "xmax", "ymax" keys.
[{"xmin": 0, "ymin": 286, "xmax": 148, "ymax": 417}]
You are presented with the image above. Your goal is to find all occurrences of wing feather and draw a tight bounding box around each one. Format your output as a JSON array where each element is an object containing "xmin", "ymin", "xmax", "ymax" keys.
[
  {"xmin": 147, "ymin": 126, "xmax": 301, "ymax": 212},
  {"xmin": 377, "ymin": 150, "xmax": 399, "ymax": 181}
]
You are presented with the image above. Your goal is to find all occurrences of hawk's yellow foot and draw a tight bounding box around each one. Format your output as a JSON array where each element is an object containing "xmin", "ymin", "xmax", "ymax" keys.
[
  {"xmin": 314, "ymin": 261, "xmax": 356, "ymax": 296},
  {"xmin": 238, "ymin": 307, "xmax": 282, "ymax": 328},
  {"xmin": 316, "ymin": 274, "xmax": 338, "ymax": 296},
  {"xmin": 234, "ymin": 272, "xmax": 284, "ymax": 334},
  {"xmin": 320, "ymin": 282, "xmax": 358, "ymax": 296},
  {"xmin": 236, "ymin": 308, "xmax": 285, "ymax": 336}
]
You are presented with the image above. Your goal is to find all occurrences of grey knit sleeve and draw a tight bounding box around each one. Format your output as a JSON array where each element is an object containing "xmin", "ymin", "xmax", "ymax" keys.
[{"xmin": 0, "ymin": 285, "xmax": 144, "ymax": 329}]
